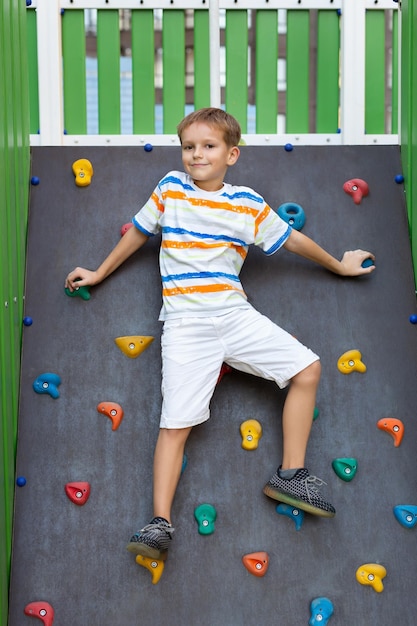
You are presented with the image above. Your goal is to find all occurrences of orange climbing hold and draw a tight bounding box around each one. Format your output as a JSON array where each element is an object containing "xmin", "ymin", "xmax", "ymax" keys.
[
  {"xmin": 355, "ymin": 563, "xmax": 387, "ymax": 592},
  {"xmin": 135, "ymin": 555, "xmax": 165, "ymax": 584},
  {"xmin": 24, "ymin": 601, "xmax": 55, "ymax": 625},
  {"xmin": 240, "ymin": 419, "xmax": 263, "ymax": 450},
  {"xmin": 97, "ymin": 401, "xmax": 124, "ymax": 430},
  {"xmin": 114, "ymin": 335, "xmax": 154, "ymax": 358},
  {"xmin": 72, "ymin": 158, "xmax": 93, "ymax": 187},
  {"xmin": 242, "ymin": 552, "xmax": 269, "ymax": 578},
  {"xmin": 377, "ymin": 417, "xmax": 404, "ymax": 447}
]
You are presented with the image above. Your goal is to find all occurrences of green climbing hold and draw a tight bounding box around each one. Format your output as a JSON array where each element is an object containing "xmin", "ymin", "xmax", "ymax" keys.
[
  {"xmin": 194, "ymin": 503, "xmax": 217, "ymax": 535},
  {"xmin": 332, "ymin": 457, "xmax": 358, "ymax": 482},
  {"xmin": 64, "ymin": 282, "xmax": 91, "ymax": 301}
]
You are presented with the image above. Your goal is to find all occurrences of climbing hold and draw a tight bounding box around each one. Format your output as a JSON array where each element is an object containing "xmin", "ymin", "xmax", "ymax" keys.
[
  {"xmin": 135, "ymin": 555, "xmax": 165, "ymax": 584},
  {"xmin": 361, "ymin": 258, "xmax": 374, "ymax": 269},
  {"xmin": 23, "ymin": 316, "xmax": 33, "ymax": 326},
  {"xmin": 276, "ymin": 503, "xmax": 305, "ymax": 530},
  {"xmin": 240, "ymin": 419, "xmax": 263, "ymax": 450},
  {"xmin": 242, "ymin": 552, "xmax": 269, "ymax": 578},
  {"xmin": 377, "ymin": 417, "xmax": 404, "ymax": 447},
  {"xmin": 33, "ymin": 373, "xmax": 61, "ymax": 399},
  {"xmin": 395, "ymin": 174, "xmax": 404, "ymax": 184},
  {"xmin": 30, "ymin": 176, "xmax": 40, "ymax": 186},
  {"xmin": 277, "ymin": 202, "xmax": 306, "ymax": 231},
  {"xmin": 65, "ymin": 482, "xmax": 91, "ymax": 506},
  {"xmin": 16, "ymin": 476, "xmax": 27, "ymax": 487},
  {"xmin": 355, "ymin": 563, "xmax": 386, "ymax": 592},
  {"xmin": 332, "ymin": 458, "xmax": 358, "ymax": 482},
  {"xmin": 194, "ymin": 503, "xmax": 217, "ymax": 535},
  {"xmin": 24, "ymin": 601, "xmax": 55, "ymax": 626},
  {"xmin": 284, "ymin": 143, "xmax": 293, "ymax": 152},
  {"xmin": 337, "ymin": 349, "xmax": 366, "ymax": 374},
  {"xmin": 217, "ymin": 362, "xmax": 232, "ymax": 384},
  {"xmin": 64, "ymin": 279, "xmax": 91, "ymax": 301},
  {"xmin": 114, "ymin": 335, "xmax": 154, "ymax": 358},
  {"xmin": 120, "ymin": 222, "xmax": 134, "ymax": 236},
  {"xmin": 97, "ymin": 401, "xmax": 124, "ymax": 431},
  {"xmin": 144, "ymin": 143, "xmax": 153, "ymax": 152},
  {"xmin": 181, "ymin": 454, "xmax": 188, "ymax": 475},
  {"xmin": 313, "ymin": 407, "xmax": 319, "ymax": 421},
  {"xmin": 343, "ymin": 178, "xmax": 369, "ymax": 204},
  {"xmin": 393, "ymin": 505, "xmax": 417, "ymax": 529},
  {"xmin": 309, "ymin": 597, "xmax": 334, "ymax": 626},
  {"xmin": 72, "ymin": 158, "xmax": 93, "ymax": 187},
  {"xmin": 409, "ymin": 314, "xmax": 417, "ymax": 325}
]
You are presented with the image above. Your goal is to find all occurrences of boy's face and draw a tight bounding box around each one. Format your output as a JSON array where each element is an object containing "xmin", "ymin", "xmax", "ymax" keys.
[{"xmin": 180, "ymin": 122, "xmax": 240, "ymax": 191}]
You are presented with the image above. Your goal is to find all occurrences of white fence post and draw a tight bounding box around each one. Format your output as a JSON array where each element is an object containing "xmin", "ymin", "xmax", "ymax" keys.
[
  {"xmin": 36, "ymin": 0, "xmax": 64, "ymax": 145},
  {"xmin": 209, "ymin": 0, "xmax": 221, "ymax": 108},
  {"xmin": 340, "ymin": 0, "xmax": 366, "ymax": 144}
]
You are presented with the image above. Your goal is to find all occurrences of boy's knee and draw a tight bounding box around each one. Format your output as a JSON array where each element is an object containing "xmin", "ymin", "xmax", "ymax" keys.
[{"xmin": 294, "ymin": 360, "xmax": 321, "ymax": 386}]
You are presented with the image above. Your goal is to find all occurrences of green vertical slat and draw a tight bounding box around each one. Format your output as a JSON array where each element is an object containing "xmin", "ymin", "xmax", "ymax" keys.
[
  {"xmin": 97, "ymin": 10, "xmax": 120, "ymax": 134},
  {"xmin": 316, "ymin": 10, "xmax": 340, "ymax": 133},
  {"xmin": 162, "ymin": 10, "xmax": 185, "ymax": 133},
  {"xmin": 26, "ymin": 9, "xmax": 39, "ymax": 134},
  {"xmin": 365, "ymin": 10, "xmax": 386, "ymax": 134},
  {"xmin": 131, "ymin": 9, "xmax": 155, "ymax": 133},
  {"xmin": 255, "ymin": 10, "xmax": 278, "ymax": 134},
  {"xmin": 391, "ymin": 10, "xmax": 398, "ymax": 134},
  {"xmin": 194, "ymin": 10, "xmax": 210, "ymax": 110},
  {"xmin": 286, "ymin": 10, "xmax": 310, "ymax": 133},
  {"xmin": 225, "ymin": 10, "xmax": 248, "ymax": 132},
  {"xmin": 62, "ymin": 10, "xmax": 87, "ymax": 134}
]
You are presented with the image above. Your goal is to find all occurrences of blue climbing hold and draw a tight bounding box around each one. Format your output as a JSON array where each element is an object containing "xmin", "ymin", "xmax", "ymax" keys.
[
  {"xmin": 284, "ymin": 143, "xmax": 293, "ymax": 152},
  {"xmin": 23, "ymin": 316, "xmax": 33, "ymax": 326},
  {"xmin": 16, "ymin": 476, "xmax": 27, "ymax": 487},
  {"xmin": 33, "ymin": 372, "xmax": 61, "ymax": 399},
  {"xmin": 144, "ymin": 143, "xmax": 153, "ymax": 152},
  {"xmin": 395, "ymin": 174, "xmax": 404, "ymax": 184},
  {"xmin": 393, "ymin": 505, "xmax": 417, "ymax": 529},
  {"xmin": 409, "ymin": 314, "xmax": 417, "ymax": 325},
  {"xmin": 361, "ymin": 258, "xmax": 374, "ymax": 269},
  {"xmin": 276, "ymin": 503, "xmax": 304, "ymax": 531},
  {"xmin": 309, "ymin": 597, "xmax": 334, "ymax": 626},
  {"xmin": 278, "ymin": 202, "xmax": 306, "ymax": 231},
  {"xmin": 31, "ymin": 176, "xmax": 40, "ymax": 185}
]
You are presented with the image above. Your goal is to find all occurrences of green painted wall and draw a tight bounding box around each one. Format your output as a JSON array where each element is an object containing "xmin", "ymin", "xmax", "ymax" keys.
[
  {"xmin": 401, "ymin": 0, "xmax": 417, "ymax": 281},
  {"xmin": 0, "ymin": 0, "xmax": 30, "ymax": 623}
]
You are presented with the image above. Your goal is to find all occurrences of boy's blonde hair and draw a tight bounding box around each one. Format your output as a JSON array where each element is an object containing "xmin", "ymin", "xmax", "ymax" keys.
[{"xmin": 177, "ymin": 108, "xmax": 241, "ymax": 147}]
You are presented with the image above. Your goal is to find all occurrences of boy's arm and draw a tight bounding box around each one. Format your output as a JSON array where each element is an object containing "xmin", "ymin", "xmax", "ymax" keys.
[
  {"xmin": 65, "ymin": 225, "xmax": 149, "ymax": 291},
  {"xmin": 283, "ymin": 229, "xmax": 375, "ymax": 277}
]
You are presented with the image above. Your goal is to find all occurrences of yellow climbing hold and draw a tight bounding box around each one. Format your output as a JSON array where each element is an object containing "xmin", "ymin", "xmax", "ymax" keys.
[
  {"xmin": 337, "ymin": 349, "xmax": 367, "ymax": 374},
  {"xmin": 355, "ymin": 563, "xmax": 387, "ymax": 592},
  {"xmin": 240, "ymin": 419, "xmax": 263, "ymax": 450},
  {"xmin": 72, "ymin": 158, "xmax": 94, "ymax": 187},
  {"xmin": 114, "ymin": 336, "xmax": 154, "ymax": 358},
  {"xmin": 135, "ymin": 555, "xmax": 165, "ymax": 584}
]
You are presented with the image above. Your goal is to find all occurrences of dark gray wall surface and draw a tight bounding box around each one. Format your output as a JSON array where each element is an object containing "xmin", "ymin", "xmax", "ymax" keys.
[{"xmin": 9, "ymin": 145, "xmax": 417, "ymax": 625}]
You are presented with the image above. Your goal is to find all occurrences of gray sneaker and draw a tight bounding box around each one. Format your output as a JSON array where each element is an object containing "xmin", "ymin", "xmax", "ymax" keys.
[
  {"xmin": 263, "ymin": 468, "xmax": 336, "ymax": 518},
  {"xmin": 126, "ymin": 517, "xmax": 175, "ymax": 560}
]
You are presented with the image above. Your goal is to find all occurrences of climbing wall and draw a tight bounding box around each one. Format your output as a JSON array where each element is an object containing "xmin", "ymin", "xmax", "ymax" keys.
[{"xmin": 8, "ymin": 145, "xmax": 417, "ymax": 625}]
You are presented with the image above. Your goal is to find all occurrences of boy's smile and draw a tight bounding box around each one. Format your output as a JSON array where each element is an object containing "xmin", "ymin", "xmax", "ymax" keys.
[{"xmin": 180, "ymin": 122, "xmax": 240, "ymax": 192}]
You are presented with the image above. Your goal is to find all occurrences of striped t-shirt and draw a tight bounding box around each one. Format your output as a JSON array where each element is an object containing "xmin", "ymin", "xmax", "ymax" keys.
[{"xmin": 133, "ymin": 171, "xmax": 292, "ymax": 320}]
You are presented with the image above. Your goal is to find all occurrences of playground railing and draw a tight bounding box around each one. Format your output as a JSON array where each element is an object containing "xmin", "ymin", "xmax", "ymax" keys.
[{"xmin": 27, "ymin": 0, "xmax": 399, "ymax": 147}]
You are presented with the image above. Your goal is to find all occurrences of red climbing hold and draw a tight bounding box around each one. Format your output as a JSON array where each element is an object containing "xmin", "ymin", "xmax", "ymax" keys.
[
  {"xmin": 24, "ymin": 601, "xmax": 55, "ymax": 625},
  {"xmin": 343, "ymin": 178, "xmax": 369, "ymax": 205},
  {"xmin": 65, "ymin": 481, "xmax": 91, "ymax": 506},
  {"xmin": 242, "ymin": 551, "xmax": 270, "ymax": 577},
  {"xmin": 217, "ymin": 363, "xmax": 232, "ymax": 384}
]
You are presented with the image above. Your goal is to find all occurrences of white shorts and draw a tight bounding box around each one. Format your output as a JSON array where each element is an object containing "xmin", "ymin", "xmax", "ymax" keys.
[{"xmin": 160, "ymin": 306, "xmax": 319, "ymax": 429}]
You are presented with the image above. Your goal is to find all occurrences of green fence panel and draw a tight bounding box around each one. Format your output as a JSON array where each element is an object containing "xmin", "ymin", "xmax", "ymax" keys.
[
  {"xmin": 97, "ymin": 10, "xmax": 121, "ymax": 134},
  {"xmin": 365, "ymin": 10, "xmax": 386, "ymax": 134},
  {"xmin": 194, "ymin": 10, "xmax": 210, "ymax": 111},
  {"xmin": 131, "ymin": 9, "xmax": 155, "ymax": 134},
  {"xmin": 391, "ymin": 10, "xmax": 398, "ymax": 134},
  {"xmin": 225, "ymin": 10, "xmax": 248, "ymax": 133},
  {"xmin": 162, "ymin": 10, "xmax": 185, "ymax": 133},
  {"xmin": 255, "ymin": 10, "xmax": 278, "ymax": 134},
  {"xmin": 316, "ymin": 10, "xmax": 340, "ymax": 133},
  {"xmin": 286, "ymin": 10, "xmax": 310, "ymax": 133},
  {"xmin": 62, "ymin": 10, "xmax": 87, "ymax": 134},
  {"xmin": 26, "ymin": 8, "xmax": 39, "ymax": 134}
]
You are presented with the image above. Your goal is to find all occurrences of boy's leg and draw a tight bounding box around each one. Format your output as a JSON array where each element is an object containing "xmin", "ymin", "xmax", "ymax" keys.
[{"xmin": 127, "ymin": 426, "xmax": 192, "ymax": 559}]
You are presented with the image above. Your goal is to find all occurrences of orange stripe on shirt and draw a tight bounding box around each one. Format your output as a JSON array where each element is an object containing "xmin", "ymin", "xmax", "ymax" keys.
[
  {"xmin": 162, "ymin": 239, "xmax": 247, "ymax": 260},
  {"xmin": 254, "ymin": 205, "xmax": 271, "ymax": 237},
  {"xmin": 163, "ymin": 283, "xmax": 246, "ymax": 297},
  {"xmin": 161, "ymin": 190, "xmax": 258, "ymax": 217},
  {"xmin": 151, "ymin": 191, "xmax": 165, "ymax": 213}
]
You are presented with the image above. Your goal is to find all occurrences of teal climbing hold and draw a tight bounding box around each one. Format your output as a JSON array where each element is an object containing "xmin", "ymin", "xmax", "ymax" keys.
[
  {"xmin": 309, "ymin": 597, "xmax": 334, "ymax": 626},
  {"xmin": 332, "ymin": 458, "xmax": 358, "ymax": 482},
  {"xmin": 313, "ymin": 406, "xmax": 319, "ymax": 421},
  {"xmin": 64, "ymin": 279, "xmax": 91, "ymax": 301},
  {"xmin": 194, "ymin": 503, "xmax": 217, "ymax": 535},
  {"xmin": 276, "ymin": 503, "xmax": 304, "ymax": 530},
  {"xmin": 393, "ymin": 505, "xmax": 417, "ymax": 529}
]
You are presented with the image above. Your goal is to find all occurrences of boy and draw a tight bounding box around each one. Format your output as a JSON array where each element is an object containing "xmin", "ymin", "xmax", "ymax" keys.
[{"xmin": 65, "ymin": 108, "xmax": 375, "ymax": 561}]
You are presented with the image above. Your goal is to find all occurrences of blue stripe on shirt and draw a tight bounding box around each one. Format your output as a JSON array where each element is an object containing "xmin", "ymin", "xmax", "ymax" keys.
[
  {"xmin": 162, "ymin": 226, "xmax": 247, "ymax": 247},
  {"xmin": 161, "ymin": 271, "xmax": 241, "ymax": 283}
]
